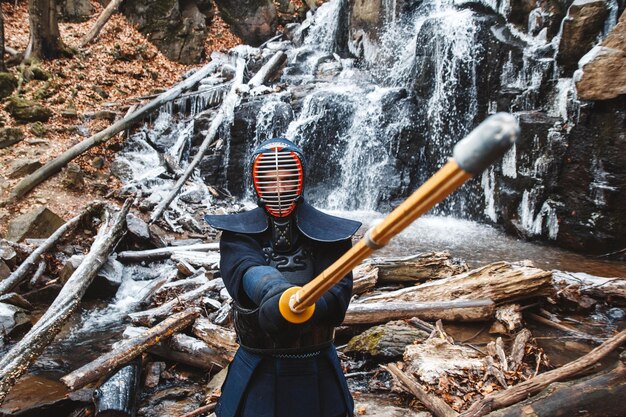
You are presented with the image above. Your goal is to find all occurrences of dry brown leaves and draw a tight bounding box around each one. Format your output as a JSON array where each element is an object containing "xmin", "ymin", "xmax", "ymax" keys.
[{"xmin": 0, "ymin": 0, "xmax": 242, "ymax": 236}]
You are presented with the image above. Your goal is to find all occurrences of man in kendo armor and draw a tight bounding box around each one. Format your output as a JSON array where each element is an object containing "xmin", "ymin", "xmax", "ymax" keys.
[{"xmin": 205, "ymin": 138, "xmax": 360, "ymax": 417}]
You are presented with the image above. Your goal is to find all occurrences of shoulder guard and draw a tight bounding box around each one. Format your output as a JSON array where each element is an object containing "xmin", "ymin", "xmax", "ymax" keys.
[
  {"xmin": 205, "ymin": 201, "xmax": 362, "ymax": 242},
  {"xmin": 204, "ymin": 207, "xmax": 268, "ymax": 234}
]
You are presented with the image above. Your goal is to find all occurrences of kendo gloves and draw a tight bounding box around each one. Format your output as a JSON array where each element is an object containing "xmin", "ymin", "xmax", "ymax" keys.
[{"xmin": 242, "ymin": 266, "xmax": 296, "ymax": 335}]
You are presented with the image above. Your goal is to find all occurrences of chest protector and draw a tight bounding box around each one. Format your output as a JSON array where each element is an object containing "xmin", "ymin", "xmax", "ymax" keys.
[{"xmin": 233, "ymin": 217, "xmax": 335, "ymax": 353}]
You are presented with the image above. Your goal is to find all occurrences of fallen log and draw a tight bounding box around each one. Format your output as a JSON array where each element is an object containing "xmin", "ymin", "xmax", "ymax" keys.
[
  {"xmin": 0, "ymin": 201, "xmax": 130, "ymax": 404},
  {"xmin": 459, "ymin": 328, "xmax": 626, "ymax": 417},
  {"xmin": 123, "ymin": 326, "xmax": 233, "ymax": 369},
  {"xmin": 116, "ymin": 243, "xmax": 219, "ymax": 263},
  {"xmin": 191, "ymin": 317, "xmax": 239, "ymax": 357},
  {"xmin": 508, "ymin": 329, "xmax": 532, "ymax": 372},
  {"xmin": 93, "ymin": 357, "xmax": 141, "ymax": 417},
  {"xmin": 345, "ymin": 320, "xmax": 429, "ymax": 359},
  {"xmin": 526, "ymin": 312, "xmax": 601, "ymax": 342},
  {"xmin": 0, "ymin": 201, "xmax": 105, "ymax": 295},
  {"xmin": 485, "ymin": 362, "xmax": 626, "ymax": 417},
  {"xmin": 384, "ymin": 363, "xmax": 458, "ymax": 417},
  {"xmin": 79, "ymin": 0, "xmax": 123, "ymax": 47},
  {"xmin": 352, "ymin": 263, "xmax": 378, "ymax": 295},
  {"xmin": 170, "ymin": 251, "xmax": 220, "ymax": 270},
  {"xmin": 149, "ymin": 57, "xmax": 245, "ymax": 224},
  {"xmin": 61, "ymin": 307, "xmax": 201, "ymax": 391},
  {"xmin": 361, "ymin": 261, "xmax": 552, "ymax": 305},
  {"xmin": 247, "ymin": 51, "xmax": 286, "ymax": 87},
  {"xmin": 368, "ymin": 252, "xmax": 468, "ymax": 284},
  {"xmin": 128, "ymin": 280, "xmax": 217, "ymax": 326},
  {"xmin": 10, "ymin": 62, "xmax": 221, "ymax": 200},
  {"xmin": 344, "ymin": 299, "xmax": 495, "ymax": 325},
  {"xmin": 554, "ymin": 271, "xmax": 626, "ymax": 300}
]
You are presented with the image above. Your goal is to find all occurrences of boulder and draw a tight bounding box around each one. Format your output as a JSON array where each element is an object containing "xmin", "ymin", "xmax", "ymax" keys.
[
  {"xmin": 0, "ymin": 303, "xmax": 30, "ymax": 335},
  {"xmin": 59, "ymin": 254, "xmax": 85, "ymax": 283},
  {"xmin": 122, "ymin": 0, "xmax": 211, "ymax": 64},
  {"xmin": 214, "ymin": 0, "xmax": 277, "ymax": 46},
  {"xmin": 86, "ymin": 257, "xmax": 124, "ymax": 298},
  {"xmin": 5, "ymin": 96, "xmax": 53, "ymax": 123},
  {"xmin": 126, "ymin": 213, "xmax": 151, "ymax": 241},
  {"xmin": 6, "ymin": 207, "xmax": 65, "ymax": 242},
  {"xmin": 0, "ymin": 73, "xmax": 18, "ymax": 99},
  {"xmin": 557, "ymin": 0, "xmax": 608, "ymax": 73},
  {"xmin": 0, "ymin": 260, "xmax": 10, "ymax": 280},
  {"xmin": 576, "ymin": 11, "xmax": 626, "ymax": 101},
  {"xmin": 7, "ymin": 159, "xmax": 42, "ymax": 179},
  {"xmin": 0, "ymin": 127, "xmax": 25, "ymax": 149},
  {"xmin": 57, "ymin": 0, "xmax": 95, "ymax": 22},
  {"xmin": 62, "ymin": 162, "xmax": 85, "ymax": 190}
]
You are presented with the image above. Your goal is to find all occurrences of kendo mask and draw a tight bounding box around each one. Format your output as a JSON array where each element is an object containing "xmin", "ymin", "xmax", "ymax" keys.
[
  {"xmin": 251, "ymin": 138, "xmax": 306, "ymax": 253},
  {"xmin": 251, "ymin": 138, "xmax": 305, "ymax": 218}
]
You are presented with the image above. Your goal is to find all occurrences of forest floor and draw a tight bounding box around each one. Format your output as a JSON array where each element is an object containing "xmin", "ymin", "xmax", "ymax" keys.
[{"xmin": 0, "ymin": 0, "xmax": 242, "ymax": 237}]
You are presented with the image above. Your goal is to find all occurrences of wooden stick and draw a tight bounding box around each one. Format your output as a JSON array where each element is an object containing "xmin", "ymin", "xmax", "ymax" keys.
[
  {"xmin": 526, "ymin": 312, "xmax": 601, "ymax": 342},
  {"xmin": 79, "ymin": 0, "xmax": 123, "ymax": 47},
  {"xmin": 61, "ymin": 307, "xmax": 201, "ymax": 391},
  {"xmin": 343, "ymin": 299, "xmax": 495, "ymax": 325},
  {"xmin": 149, "ymin": 57, "xmax": 245, "ymax": 224},
  {"xmin": 0, "ymin": 201, "xmax": 105, "ymax": 295},
  {"xmin": 10, "ymin": 61, "xmax": 220, "ymax": 200},
  {"xmin": 117, "ymin": 243, "xmax": 219, "ymax": 262},
  {"xmin": 248, "ymin": 51, "xmax": 286, "ymax": 87},
  {"xmin": 0, "ymin": 201, "xmax": 130, "ymax": 405},
  {"xmin": 460, "ymin": 328, "xmax": 626, "ymax": 417},
  {"xmin": 384, "ymin": 363, "xmax": 458, "ymax": 417}
]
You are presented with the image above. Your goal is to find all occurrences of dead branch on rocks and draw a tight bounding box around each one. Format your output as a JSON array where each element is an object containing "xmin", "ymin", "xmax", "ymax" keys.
[
  {"xmin": 248, "ymin": 51, "xmax": 287, "ymax": 87},
  {"xmin": 61, "ymin": 307, "xmax": 201, "ymax": 391},
  {"xmin": 459, "ymin": 328, "xmax": 626, "ymax": 417},
  {"xmin": 10, "ymin": 62, "xmax": 221, "ymax": 200},
  {"xmin": 149, "ymin": 57, "xmax": 246, "ymax": 224},
  {"xmin": 385, "ymin": 363, "xmax": 458, "ymax": 417},
  {"xmin": 128, "ymin": 279, "xmax": 221, "ymax": 326},
  {"xmin": 79, "ymin": 0, "xmax": 123, "ymax": 47},
  {"xmin": 0, "ymin": 201, "xmax": 130, "ymax": 405},
  {"xmin": 116, "ymin": 243, "xmax": 219, "ymax": 263},
  {"xmin": 0, "ymin": 201, "xmax": 105, "ymax": 296}
]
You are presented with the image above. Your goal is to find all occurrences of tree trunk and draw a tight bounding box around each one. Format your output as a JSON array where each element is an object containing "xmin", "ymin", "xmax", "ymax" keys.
[
  {"xmin": 0, "ymin": 201, "xmax": 105, "ymax": 295},
  {"xmin": 344, "ymin": 299, "xmax": 495, "ymax": 325},
  {"xmin": 368, "ymin": 252, "xmax": 469, "ymax": 284},
  {"xmin": 94, "ymin": 357, "xmax": 141, "ymax": 417},
  {"xmin": 27, "ymin": 0, "xmax": 70, "ymax": 60},
  {"xmin": 485, "ymin": 362, "xmax": 626, "ymax": 417},
  {"xmin": 80, "ymin": 0, "xmax": 123, "ymax": 47},
  {"xmin": 61, "ymin": 308, "xmax": 201, "ymax": 391},
  {"xmin": 459, "ymin": 329, "xmax": 626, "ymax": 417},
  {"xmin": 0, "ymin": 201, "xmax": 130, "ymax": 405},
  {"xmin": 0, "ymin": 7, "xmax": 5, "ymax": 72},
  {"xmin": 361, "ymin": 262, "xmax": 552, "ymax": 305}
]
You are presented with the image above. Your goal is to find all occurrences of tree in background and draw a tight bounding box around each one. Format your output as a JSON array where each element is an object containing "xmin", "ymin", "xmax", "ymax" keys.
[
  {"xmin": 26, "ymin": 0, "xmax": 72, "ymax": 60},
  {"xmin": 0, "ymin": 6, "xmax": 5, "ymax": 71}
]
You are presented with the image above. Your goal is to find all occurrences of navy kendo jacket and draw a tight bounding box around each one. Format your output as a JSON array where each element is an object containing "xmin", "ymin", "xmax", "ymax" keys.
[{"xmin": 206, "ymin": 201, "xmax": 361, "ymax": 417}]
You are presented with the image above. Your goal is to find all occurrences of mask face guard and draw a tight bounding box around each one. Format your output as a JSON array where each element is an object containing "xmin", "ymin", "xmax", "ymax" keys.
[{"xmin": 252, "ymin": 146, "xmax": 304, "ymax": 218}]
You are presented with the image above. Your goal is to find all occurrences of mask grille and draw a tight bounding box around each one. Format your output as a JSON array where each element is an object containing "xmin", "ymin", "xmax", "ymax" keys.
[{"xmin": 252, "ymin": 148, "xmax": 304, "ymax": 217}]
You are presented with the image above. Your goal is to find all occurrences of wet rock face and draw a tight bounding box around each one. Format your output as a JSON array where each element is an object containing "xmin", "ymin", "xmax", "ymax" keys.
[
  {"xmin": 213, "ymin": 0, "xmax": 277, "ymax": 46},
  {"xmin": 555, "ymin": 97, "xmax": 626, "ymax": 253},
  {"xmin": 576, "ymin": 11, "xmax": 626, "ymax": 100},
  {"xmin": 122, "ymin": 0, "xmax": 212, "ymax": 64},
  {"xmin": 557, "ymin": 0, "xmax": 609, "ymax": 73}
]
